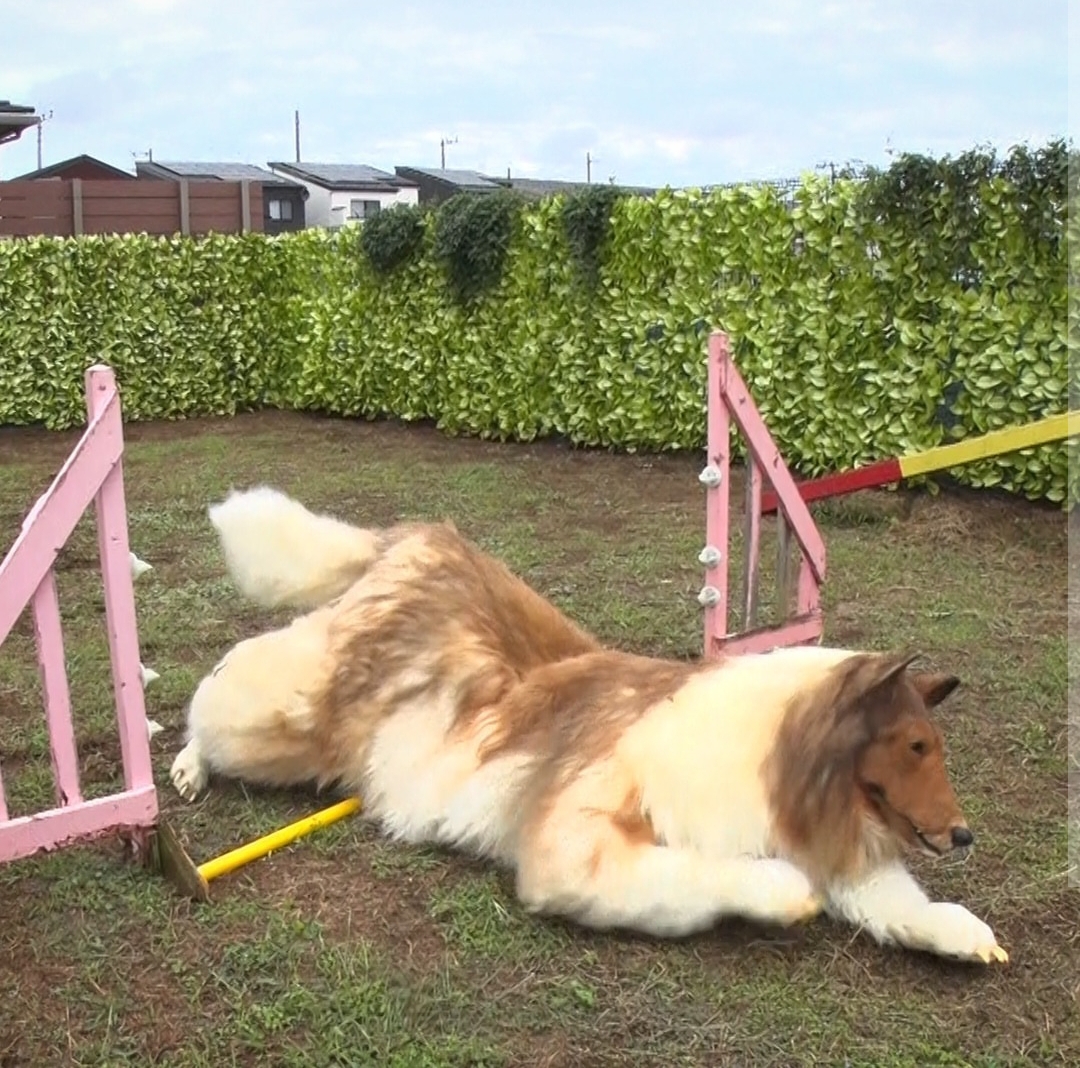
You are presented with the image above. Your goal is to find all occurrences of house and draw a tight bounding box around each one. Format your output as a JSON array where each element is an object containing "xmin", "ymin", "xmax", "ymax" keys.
[
  {"xmin": 393, "ymin": 166, "xmax": 505, "ymax": 205},
  {"xmin": 0, "ymin": 100, "xmax": 39, "ymax": 148},
  {"xmin": 266, "ymin": 162, "xmax": 419, "ymax": 228},
  {"xmin": 134, "ymin": 160, "xmax": 308, "ymax": 235},
  {"xmin": 13, "ymin": 154, "xmax": 135, "ymax": 181}
]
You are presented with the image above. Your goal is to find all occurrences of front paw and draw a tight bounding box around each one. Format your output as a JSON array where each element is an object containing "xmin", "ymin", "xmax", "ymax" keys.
[
  {"xmin": 742, "ymin": 859, "xmax": 823, "ymax": 927},
  {"xmin": 901, "ymin": 902, "xmax": 1009, "ymax": 965}
]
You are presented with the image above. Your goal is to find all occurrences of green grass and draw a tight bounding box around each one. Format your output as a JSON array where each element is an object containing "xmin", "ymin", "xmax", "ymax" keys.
[{"xmin": 0, "ymin": 410, "xmax": 1074, "ymax": 1067}]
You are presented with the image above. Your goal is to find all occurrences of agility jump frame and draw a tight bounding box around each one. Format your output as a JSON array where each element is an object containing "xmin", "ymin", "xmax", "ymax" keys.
[
  {"xmin": 0, "ymin": 366, "xmax": 158, "ymax": 864},
  {"xmin": 699, "ymin": 331, "xmax": 827, "ymax": 658},
  {"xmin": 0, "ymin": 362, "xmax": 353, "ymax": 893},
  {"xmin": 699, "ymin": 330, "xmax": 1078, "ymax": 655}
]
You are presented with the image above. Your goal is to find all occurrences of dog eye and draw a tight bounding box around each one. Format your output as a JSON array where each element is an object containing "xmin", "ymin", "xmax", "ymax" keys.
[{"xmin": 910, "ymin": 740, "xmax": 927, "ymax": 755}]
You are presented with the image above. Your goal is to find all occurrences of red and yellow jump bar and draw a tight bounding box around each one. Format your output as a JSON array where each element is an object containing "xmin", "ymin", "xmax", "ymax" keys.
[{"xmin": 760, "ymin": 411, "xmax": 1080, "ymax": 515}]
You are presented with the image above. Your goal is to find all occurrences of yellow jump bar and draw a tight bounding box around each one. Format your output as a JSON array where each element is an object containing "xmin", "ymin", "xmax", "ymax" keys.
[
  {"xmin": 197, "ymin": 796, "xmax": 362, "ymax": 883},
  {"xmin": 899, "ymin": 410, "xmax": 1080, "ymax": 479}
]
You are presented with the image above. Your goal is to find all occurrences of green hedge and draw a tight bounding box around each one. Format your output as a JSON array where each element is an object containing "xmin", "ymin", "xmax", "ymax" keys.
[
  {"xmin": 0, "ymin": 231, "xmax": 305, "ymax": 427},
  {"xmin": 0, "ymin": 142, "xmax": 1071, "ymax": 505}
]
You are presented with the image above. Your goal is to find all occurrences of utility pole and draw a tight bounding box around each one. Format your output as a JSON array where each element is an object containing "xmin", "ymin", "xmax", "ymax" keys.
[
  {"xmin": 294, "ymin": 110, "xmax": 301, "ymax": 162},
  {"xmin": 586, "ymin": 151, "xmax": 594, "ymax": 184},
  {"xmin": 36, "ymin": 109, "xmax": 53, "ymax": 170},
  {"xmin": 440, "ymin": 136, "xmax": 458, "ymax": 169}
]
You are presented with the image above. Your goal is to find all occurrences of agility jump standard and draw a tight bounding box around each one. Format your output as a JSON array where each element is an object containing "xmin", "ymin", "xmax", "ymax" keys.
[
  {"xmin": 699, "ymin": 331, "xmax": 827, "ymax": 659},
  {"xmin": 759, "ymin": 410, "xmax": 1079, "ymax": 515},
  {"xmin": 0, "ymin": 366, "xmax": 159, "ymax": 866},
  {"xmin": 0, "ymin": 359, "xmax": 363, "ymax": 897}
]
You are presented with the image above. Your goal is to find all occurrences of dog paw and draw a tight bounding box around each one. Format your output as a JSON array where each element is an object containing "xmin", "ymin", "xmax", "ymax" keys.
[
  {"xmin": 905, "ymin": 902, "xmax": 1009, "ymax": 965},
  {"xmin": 789, "ymin": 892, "xmax": 826, "ymax": 925},
  {"xmin": 170, "ymin": 741, "xmax": 208, "ymax": 802},
  {"xmin": 743, "ymin": 859, "xmax": 822, "ymax": 927}
]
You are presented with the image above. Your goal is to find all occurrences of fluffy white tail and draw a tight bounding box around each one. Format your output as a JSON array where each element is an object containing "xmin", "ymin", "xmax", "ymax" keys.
[{"xmin": 208, "ymin": 486, "xmax": 380, "ymax": 609}]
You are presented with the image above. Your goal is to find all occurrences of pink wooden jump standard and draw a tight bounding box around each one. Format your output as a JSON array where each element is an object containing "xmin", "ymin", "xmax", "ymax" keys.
[
  {"xmin": 700, "ymin": 331, "xmax": 827, "ymax": 658},
  {"xmin": 0, "ymin": 365, "xmax": 158, "ymax": 864}
]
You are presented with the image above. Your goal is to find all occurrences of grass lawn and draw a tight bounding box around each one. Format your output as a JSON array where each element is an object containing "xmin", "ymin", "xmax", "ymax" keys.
[{"xmin": 0, "ymin": 409, "xmax": 1075, "ymax": 1068}]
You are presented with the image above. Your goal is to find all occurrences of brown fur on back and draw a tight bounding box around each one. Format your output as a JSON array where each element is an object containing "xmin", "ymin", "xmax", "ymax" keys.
[
  {"xmin": 474, "ymin": 649, "xmax": 704, "ymax": 769},
  {"xmin": 306, "ymin": 522, "xmax": 602, "ymax": 787},
  {"xmin": 491, "ymin": 650, "xmax": 704, "ymax": 851}
]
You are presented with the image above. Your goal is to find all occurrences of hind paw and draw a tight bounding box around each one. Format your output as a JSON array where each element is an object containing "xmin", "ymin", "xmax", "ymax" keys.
[{"xmin": 170, "ymin": 741, "xmax": 209, "ymax": 802}]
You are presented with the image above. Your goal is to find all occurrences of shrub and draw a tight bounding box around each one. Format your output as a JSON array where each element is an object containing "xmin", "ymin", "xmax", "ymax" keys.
[
  {"xmin": 359, "ymin": 203, "xmax": 427, "ymax": 276},
  {"xmin": 561, "ymin": 183, "xmax": 625, "ymax": 286},
  {"xmin": 432, "ymin": 191, "xmax": 526, "ymax": 306}
]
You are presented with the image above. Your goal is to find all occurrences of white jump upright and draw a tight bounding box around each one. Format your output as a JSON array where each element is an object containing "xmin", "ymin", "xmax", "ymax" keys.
[{"xmin": 0, "ymin": 365, "xmax": 159, "ymax": 864}]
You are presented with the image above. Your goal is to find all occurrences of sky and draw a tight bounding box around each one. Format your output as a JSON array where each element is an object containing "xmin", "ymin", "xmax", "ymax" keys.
[{"xmin": 0, "ymin": 0, "xmax": 1073, "ymax": 189}]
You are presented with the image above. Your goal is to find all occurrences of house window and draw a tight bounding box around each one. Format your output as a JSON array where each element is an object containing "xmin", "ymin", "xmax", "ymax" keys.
[
  {"xmin": 268, "ymin": 198, "xmax": 293, "ymax": 221},
  {"xmin": 349, "ymin": 199, "xmax": 381, "ymax": 220}
]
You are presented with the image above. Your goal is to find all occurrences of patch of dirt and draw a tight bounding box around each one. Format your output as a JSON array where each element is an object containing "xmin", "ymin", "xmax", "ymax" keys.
[{"xmin": 223, "ymin": 838, "xmax": 452, "ymax": 972}]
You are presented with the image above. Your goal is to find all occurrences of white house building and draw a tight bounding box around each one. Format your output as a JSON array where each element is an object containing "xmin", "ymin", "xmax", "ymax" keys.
[{"xmin": 267, "ymin": 162, "xmax": 419, "ymax": 228}]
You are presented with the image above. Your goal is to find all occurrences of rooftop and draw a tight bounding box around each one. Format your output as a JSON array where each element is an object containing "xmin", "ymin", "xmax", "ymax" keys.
[
  {"xmin": 0, "ymin": 99, "xmax": 40, "ymax": 147},
  {"xmin": 143, "ymin": 161, "xmax": 303, "ymax": 185},
  {"xmin": 495, "ymin": 176, "xmax": 658, "ymax": 200},
  {"xmin": 395, "ymin": 166, "xmax": 504, "ymax": 192},
  {"xmin": 267, "ymin": 162, "xmax": 415, "ymax": 191},
  {"xmin": 13, "ymin": 154, "xmax": 134, "ymax": 181}
]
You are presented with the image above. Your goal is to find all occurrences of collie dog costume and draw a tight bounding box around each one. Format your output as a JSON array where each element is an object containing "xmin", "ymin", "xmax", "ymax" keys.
[{"xmin": 171, "ymin": 487, "xmax": 1007, "ymax": 965}]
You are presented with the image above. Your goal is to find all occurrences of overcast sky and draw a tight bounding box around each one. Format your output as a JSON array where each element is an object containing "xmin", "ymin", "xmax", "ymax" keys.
[{"xmin": 1, "ymin": 0, "xmax": 1073, "ymax": 188}]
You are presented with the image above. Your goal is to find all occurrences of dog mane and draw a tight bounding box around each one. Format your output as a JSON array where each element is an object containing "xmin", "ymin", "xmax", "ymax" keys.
[{"xmin": 763, "ymin": 654, "xmax": 914, "ymax": 884}]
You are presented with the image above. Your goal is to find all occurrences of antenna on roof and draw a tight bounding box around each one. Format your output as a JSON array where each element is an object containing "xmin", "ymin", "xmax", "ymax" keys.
[
  {"xmin": 35, "ymin": 109, "xmax": 53, "ymax": 170},
  {"xmin": 440, "ymin": 136, "xmax": 458, "ymax": 169},
  {"xmin": 294, "ymin": 110, "xmax": 301, "ymax": 163}
]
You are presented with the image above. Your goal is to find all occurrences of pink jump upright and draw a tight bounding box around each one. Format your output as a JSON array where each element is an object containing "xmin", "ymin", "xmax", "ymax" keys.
[
  {"xmin": 0, "ymin": 366, "xmax": 158, "ymax": 864},
  {"xmin": 699, "ymin": 331, "xmax": 826, "ymax": 658}
]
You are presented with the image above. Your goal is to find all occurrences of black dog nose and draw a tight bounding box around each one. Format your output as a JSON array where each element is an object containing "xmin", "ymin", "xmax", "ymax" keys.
[{"xmin": 951, "ymin": 826, "xmax": 974, "ymax": 849}]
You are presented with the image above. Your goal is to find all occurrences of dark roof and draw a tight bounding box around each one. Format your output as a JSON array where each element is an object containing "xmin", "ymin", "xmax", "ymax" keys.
[
  {"xmin": 137, "ymin": 160, "xmax": 305, "ymax": 187},
  {"xmin": 495, "ymin": 176, "xmax": 657, "ymax": 200},
  {"xmin": 268, "ymin": 161, "xmax": 415, "ymax": 191},
  {"xmin": 0, "ymin": 99, "xmax": 40, "ymax": 146},
  {"xmin": 13, "ymin": 154, "xmax": 134, "ymax": 181},
  {"xmin": 395, "ymin": 166, "xmax": 503, "ymax": 193}
]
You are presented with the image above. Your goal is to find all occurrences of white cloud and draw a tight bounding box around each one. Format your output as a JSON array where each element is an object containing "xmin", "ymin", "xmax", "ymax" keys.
[{"xmin": 0, "ymin": 0, "xmax": 1068, "ymax": 187}]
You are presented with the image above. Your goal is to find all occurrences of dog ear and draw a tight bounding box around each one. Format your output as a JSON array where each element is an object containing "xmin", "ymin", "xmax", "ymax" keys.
[
  {"xmin": 831, "ymin": 650, "xmax": 921, "ymax": 724},
  {"xmin": 910, "ymin": 671, "xmax": 961, "ymax": 708},
  {"xmin": 842, "ymin": 650, "xmax": 920, "ymax": 696}
]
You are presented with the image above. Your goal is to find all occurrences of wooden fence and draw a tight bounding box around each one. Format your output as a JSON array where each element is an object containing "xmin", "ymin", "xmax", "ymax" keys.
[{"xmin": 0, "ymin": 178, "xmax": 264, "ymax": 238}]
